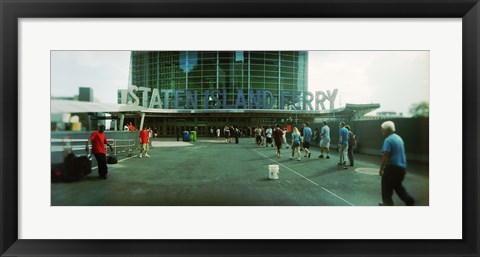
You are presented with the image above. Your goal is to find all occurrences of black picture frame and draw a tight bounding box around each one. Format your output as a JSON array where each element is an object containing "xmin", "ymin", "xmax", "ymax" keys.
[{"xmin": 1, "ymin": 0, "xmax": 479, "ymax": 256}]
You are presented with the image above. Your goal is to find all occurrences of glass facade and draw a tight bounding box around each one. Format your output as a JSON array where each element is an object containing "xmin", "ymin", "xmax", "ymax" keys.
[{"xmin": 130, "ymin": 51, "xmax": 308, "ymax": 109}]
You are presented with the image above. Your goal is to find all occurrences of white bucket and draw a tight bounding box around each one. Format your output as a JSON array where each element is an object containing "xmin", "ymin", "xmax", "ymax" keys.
[{"xmin": 268, "ymin": 165, "xmax": 279, "ymax": 180}]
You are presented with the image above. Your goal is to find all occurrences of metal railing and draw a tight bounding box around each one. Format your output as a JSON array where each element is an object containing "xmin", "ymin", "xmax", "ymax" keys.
[{"xmin": 51, "ymin": 138, "xmax": 136, "ymax": 157}]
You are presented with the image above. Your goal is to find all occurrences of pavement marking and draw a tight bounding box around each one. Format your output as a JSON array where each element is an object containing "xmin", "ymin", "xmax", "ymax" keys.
[
  {"xmin": 254, "ymin": 149, "xmax": 355, "ymax": 206},
  {"xmin": 92, "ymin": 155, "xmax": 137, "ymax": 170},
  {"xmin": 151, "ymin": 141, "xmax": 193, "ymax": 147},
  {"xmin": 355, "ymin": 167, "xmax": 379, "ymax": 175},
  {"xmin": 319, "ymin": 187, "xmax": 355, "ymax": 206}
]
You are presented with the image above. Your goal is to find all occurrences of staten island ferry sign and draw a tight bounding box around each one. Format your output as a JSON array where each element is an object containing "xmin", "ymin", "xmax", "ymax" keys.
[{"xmin": 126, "ymin": 86, "xmax": 338, "ymax": 111}]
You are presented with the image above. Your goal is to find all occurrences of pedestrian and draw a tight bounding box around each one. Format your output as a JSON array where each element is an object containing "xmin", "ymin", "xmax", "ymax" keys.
[
  {"xmin": 176, "ymin": 128, "xmax": 180, "ymax": 141},
  {"xmin": 85, "ymin": 125, "xmax": 113, "ymax": 179},
  {"xmin": 261, "ymin": 127, "xmax": 266, "ymax": 146},
  {"xmin": 302, "ymin": 122, "xmax": 312, "ymax": 158},
  {"xmin": 265, "ymin": 127, "xmax": 273, "ymax": 147},
  {"xmin": 272, "ymin": 124, "xmax": 284, "ymax": 158},
  {"xmin": 138, "ymin": 126, "xmax": 150, "ymax": 158},
  {"xmin": 337, "ymin": 122, "xmax": 349, "ymax": 169},
  {"xmin": 123, "ymin": 123, "xmax": 129, "ymax": 131},
  {"xmin": 216, "ymin": 128, "xmax": 220, "ymax": 138},
  {"xmin": 148, "ymin": 127, "xmax": 153, "ymax": 147},
  {"xmin": 234, "ymin": 127, "xmax": 240, "ymax": 144},
  {"xmin": 379, "ymin": 121, "xmax": 415, "ymax": 206},
  {"xmin": 313, "ymin": 128, "xmax": 320, "ymax": 147},
  {"xmin": 224, "ymin": 126, "xmax": 230, "ymax": 143},
  {"xmin": 319, "ymin": 121, "xmax": 331, "ymax": 159},
  {"xmin": 139, "ymin": 126, "xmax": 150, "ymax": 158},
  {"xmin": 290, "ymin": 127, "xmax": 302, "ymax": 161},
  {"xmin": 254, "ymin": 125, "xmax": 262, "ymax": 145},
  {"xmin": 282, "ymin": 127, "xmax": 289, "ymax": 149},
  {"xmin": 153, "ymin": 127, "xmax": 158, "ymax": 138},
  {"xmin": 345, "ymin": 125, "xmax": 356, "ymax": 166},
  {"xmin": 128, "ymin": 122, "xmax": 136, "ymax": 131}
]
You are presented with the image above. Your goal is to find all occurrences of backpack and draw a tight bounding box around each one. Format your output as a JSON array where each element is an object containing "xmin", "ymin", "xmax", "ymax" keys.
[{"xmin": 349, "ymin": 131, "xmax": 357, "ymax": 146}]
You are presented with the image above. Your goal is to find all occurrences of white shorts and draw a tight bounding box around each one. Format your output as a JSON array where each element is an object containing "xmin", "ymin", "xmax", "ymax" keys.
[{"xmin": 320, "ymin": 139, "xmax": 330, "ymax": 148}]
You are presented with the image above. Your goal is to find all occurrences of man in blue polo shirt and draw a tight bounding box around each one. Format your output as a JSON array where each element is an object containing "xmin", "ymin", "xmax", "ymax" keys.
[
  {"xmin": 337, "ymin": 122, "xmax": 349, "ymax": 169},
  {"xmin": 378, "ymin": 121, "xmax": 415, "ymax": 206},
  {"xmin": 302, "ymin": 122, "xmax": 312, "ymax": 158}
]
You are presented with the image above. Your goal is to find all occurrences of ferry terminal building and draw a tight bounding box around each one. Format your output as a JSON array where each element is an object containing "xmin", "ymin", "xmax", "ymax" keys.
[
  {"xmin": 117, "ymin": 51, "xmax": 379, "ymax": 136},
  {"xmin": 52, "ymin": 51, "xmax": 380, "ymax": 135}
]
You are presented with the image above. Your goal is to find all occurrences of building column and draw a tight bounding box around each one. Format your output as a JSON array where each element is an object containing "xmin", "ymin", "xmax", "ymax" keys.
[
  {"xmin": 139, "ymin": 112, "xmax": 146, "ymax": 130},
  {"xmin": 163, "ymin": 118, "xmax": 167, "ymax": 136},
  {"xmin": 119, "ymin": 114, "xmax": 125, "ymax": 131}
]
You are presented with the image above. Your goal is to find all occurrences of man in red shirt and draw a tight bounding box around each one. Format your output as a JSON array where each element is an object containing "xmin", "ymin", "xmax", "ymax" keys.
[
  {"xmin": 272, "ymin": 123, "xmax": 284, "ymax": 158},
  {"xmin": 128, "ymin": 122, "xmax": 135, "ymax": 131},
  {"xmin": 139, "ymin": 126, "xmax": 150, "ymax": 158},
  {"xmin": 86, "ymin": 125, "xmax": 113, "ymax": 179}
]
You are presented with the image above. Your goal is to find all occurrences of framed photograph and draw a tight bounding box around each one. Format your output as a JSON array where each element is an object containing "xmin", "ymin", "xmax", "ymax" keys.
[{"xmin": 1, "ymin": 0, "xmax": 479, "ymax": 256}]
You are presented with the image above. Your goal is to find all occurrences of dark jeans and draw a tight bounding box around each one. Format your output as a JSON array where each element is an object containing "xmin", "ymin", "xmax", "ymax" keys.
[
  {"xmin": 347, "ymin": 146, "xmax": 354, "ymax": 165},
  {"xmin": 94, "ymin": 153, "xmax": 108, "ymax": 177},
  {"xmin": 381, "ymin": 165, "xmax": 414, "ymax": 206}
]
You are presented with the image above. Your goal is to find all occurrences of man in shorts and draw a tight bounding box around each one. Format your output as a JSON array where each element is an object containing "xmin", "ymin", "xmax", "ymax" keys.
[
  {"xmin": 272, "ymin": 124, "xmax": 284, "ymax": 158},
  {"xmin": 319, "ymin": 121, "xmax": 331, "ymax": 159},
  {"xmin": 302, "ymin": 122, "xmax": 312, "ymax": 158}
]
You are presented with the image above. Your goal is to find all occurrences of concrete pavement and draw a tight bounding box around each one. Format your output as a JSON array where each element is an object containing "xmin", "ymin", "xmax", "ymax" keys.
[{"xmin": 51, "ymin": 137, "xmax": 429, "ymax": 206}]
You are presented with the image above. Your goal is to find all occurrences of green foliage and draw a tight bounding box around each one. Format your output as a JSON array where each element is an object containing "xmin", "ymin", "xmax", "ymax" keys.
[{"xmin": 409, "ymin": 102, "xmax": 429, "ymax": 117}]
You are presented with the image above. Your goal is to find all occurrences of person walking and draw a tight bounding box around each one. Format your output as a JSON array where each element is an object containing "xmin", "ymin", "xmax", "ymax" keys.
[
  {"xmin": 85, "ymin": 125, "xmax": 113, "ymax": 179},
  {"xmin": 282, "ymin": 127, "xmax": 289, "ymax": 149},
  {"xmin": 235, "ymin": 127, "xmax": 240, "ymax": 144},
  {"xmin": 379, "ymin": 121, "xmax": 415, "ymax": 206},
  {"xmin": 337, "ymin": 122, "xmax": 349, "ymax": 169},
  {"xmin": 302, "ymin": 122, "xmax": 312, "ymax": 158},
  {"xmin": 319, "ymin": 121, "xmax": 331, "ymax": 159},
  {"xmin": 265, "ymin": 127, "xmax": 273, "ymax": 147},
  {"xmin": 290, "ymin": 127, "xmax": 302, "ymax": 161},
  {"xmin": 148, "ymin": 127, "xmax": 153, "ymax": 148},
  {"xmin": 224, "ymin": 126, "xmax": 231, "ymax": 143},
  {"xmin": 139, "ymin": 126, "xmax": 150, "ymax": 158},
  {"xmin": 272, "ymin": 124, "xmax": 284, "ymax": 158},
  {"xmin": 254, "ymin": 126, "xmax": 262, "ymax": 146},
  {"xmin": 313, "ymin": 128, "xmax": 320, "ymax": 147},
  {"xmin": 345, "ymin": 125, "xmax": 356, "ymax": 166}
]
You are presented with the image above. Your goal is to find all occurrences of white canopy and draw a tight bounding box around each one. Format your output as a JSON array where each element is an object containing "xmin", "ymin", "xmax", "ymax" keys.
[{"xmin": 51, "ymin": 100, "xmax": 147, "ymax": 114}]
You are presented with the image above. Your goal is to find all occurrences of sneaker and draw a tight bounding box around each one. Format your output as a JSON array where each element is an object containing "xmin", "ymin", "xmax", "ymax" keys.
[
  {"xmin": 337, "ymin": 163, "xmax": 342, "ymax": 166},
  {"xmin": 297, "ymin": 157, "xmax": 301, "ymax": 161},
  {"xmin": 145, "ymin": 154, "xmax": 151, "ymax": 158},
  {"xmin": 319, "ymin": 155, "xmax": 324, "ymax": 158},
  {"xmin": 343, "ymin": 166, "xmax": 348, "ymax": 169},
  {"xmin": 308, "ymin": 153, "xmax": 311, "ymax": 158},
  {"xmin": 138, "ymin": 155, "xmax": 142, "ymax": 158},
  {"xmin": 326, "ymin": 156, "xmax": 330, "ymax": 159}
]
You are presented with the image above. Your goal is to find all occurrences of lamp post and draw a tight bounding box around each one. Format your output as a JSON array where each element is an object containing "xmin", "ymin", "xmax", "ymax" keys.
[{"xmin": 290, "ymin": 104, "xmax": 298, "ymax": 124}]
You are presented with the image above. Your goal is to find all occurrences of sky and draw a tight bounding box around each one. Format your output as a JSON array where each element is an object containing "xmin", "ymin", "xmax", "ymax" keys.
[{"xmin": 51, "ymin": 51, "xmax": 429, "ymax": 116}]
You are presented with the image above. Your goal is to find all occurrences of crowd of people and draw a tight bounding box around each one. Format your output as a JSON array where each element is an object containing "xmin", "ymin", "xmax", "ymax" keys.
[{"xmin": 87, "ymin": 120, "xmax": 414, "ymax": 206}]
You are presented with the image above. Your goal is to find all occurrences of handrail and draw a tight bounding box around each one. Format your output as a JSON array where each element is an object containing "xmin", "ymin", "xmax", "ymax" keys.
[{"xmin": 51, "ymin": 138, "xmax": 136, "ymax": 156}]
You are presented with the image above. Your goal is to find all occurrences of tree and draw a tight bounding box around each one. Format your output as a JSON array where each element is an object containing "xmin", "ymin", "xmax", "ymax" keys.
[{"xmin": 409, "ymin": 102, "xmax": 429, "ymax": 117}]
